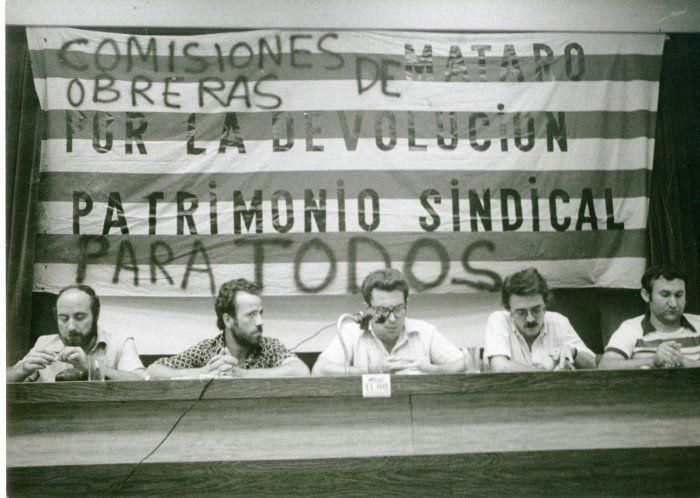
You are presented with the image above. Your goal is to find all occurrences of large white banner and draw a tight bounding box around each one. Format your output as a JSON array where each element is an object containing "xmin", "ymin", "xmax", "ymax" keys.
[{"xmin": 27, "ymin": 28, "xmax": 664, "ymax": 296}]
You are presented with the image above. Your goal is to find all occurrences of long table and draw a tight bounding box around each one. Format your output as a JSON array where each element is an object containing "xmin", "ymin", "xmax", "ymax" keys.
[{"xmin": 7, "ymin": 369, "xmax": 700, "ymax": 495}]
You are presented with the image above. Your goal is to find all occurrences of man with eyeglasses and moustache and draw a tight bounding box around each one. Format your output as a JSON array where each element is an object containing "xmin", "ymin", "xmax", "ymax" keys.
[
  {"xmin": 484, "ymin": 268, "xmax": 596, "ymax": 372},
  {"xmin": 312, "ymin": 269, "xmax": 463, "ymax": 376}
]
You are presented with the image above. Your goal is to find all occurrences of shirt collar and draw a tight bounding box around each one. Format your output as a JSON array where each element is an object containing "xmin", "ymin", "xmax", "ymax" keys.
[
  {"xmin": 641, "ymin": 310, "xmax": 697, "ymax": 335},
  {"xmin": 92, "ymin": 327, "xmax": 109, "ymax": 350}
]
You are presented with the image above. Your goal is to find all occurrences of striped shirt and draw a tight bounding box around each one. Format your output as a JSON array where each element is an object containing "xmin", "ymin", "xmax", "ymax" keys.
[{"xmin": 605, "ymin": 313, "xmax": 700, "ymax": 361}]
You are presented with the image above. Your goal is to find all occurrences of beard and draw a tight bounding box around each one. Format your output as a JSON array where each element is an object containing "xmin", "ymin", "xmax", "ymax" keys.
[
  {"xmin": 61, "ymin": 321, "xmax": 98, "ymax": 349},
  {"xmin": 231, "ymin": 325, "xmax": 263, "ymax": 349},
  {"xmin": 657, "ymin": 309, "xmax": 682, "ymax": 325}
]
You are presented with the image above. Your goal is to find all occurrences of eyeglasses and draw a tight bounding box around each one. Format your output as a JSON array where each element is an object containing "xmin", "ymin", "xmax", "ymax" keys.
[
  {"xmin": 371, "ymin": 304, "xmax": 407, "ymax": 319},
  {"xmin": 510, "ymin": 305, "xmax": 545, "ymax": 320}
]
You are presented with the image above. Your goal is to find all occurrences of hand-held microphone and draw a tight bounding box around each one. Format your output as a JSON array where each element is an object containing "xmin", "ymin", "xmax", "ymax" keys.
[{"xmin": 359, "ymin": 312, "xmax": 374, "ymax": 330}]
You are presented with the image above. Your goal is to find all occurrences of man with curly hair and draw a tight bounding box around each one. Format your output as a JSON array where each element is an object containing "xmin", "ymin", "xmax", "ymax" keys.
[{"xmin": 147, "ymin": 279, "xmax": 309, "ymax": 379}]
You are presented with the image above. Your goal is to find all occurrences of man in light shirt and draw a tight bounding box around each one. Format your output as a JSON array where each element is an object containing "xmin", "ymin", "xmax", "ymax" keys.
[
  {"xmin": 484, "ymin": 268, "xmax": 596, "ymax": 372},
  {"xmin": 600, "ymin": 267, "xmax": 700, "ymax": 370},
  {"xmin": 312, "ymin": 269, "xmax": 463, "ymax": 376},
  {"xmin": 7, "ymin": 284, "xmax": 147, "ymax": 382}
]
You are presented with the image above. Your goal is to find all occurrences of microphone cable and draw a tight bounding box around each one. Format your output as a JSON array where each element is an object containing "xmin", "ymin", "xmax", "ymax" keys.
[
  {"xmin": 108, "ymin": 314, "xmax": 365, "ymax": 492},
  {"xmin": 105, "ymin": 374, "xmax": 217, "ymax": 494},
  {"xmin": 287, "ymin": 322, "xmax": 335, "ymax": 352}
]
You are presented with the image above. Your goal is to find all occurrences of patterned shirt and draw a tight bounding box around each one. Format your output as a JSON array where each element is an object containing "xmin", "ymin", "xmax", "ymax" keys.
[{"xmin": 154, "ymin": 334, "xmax": 294, "ymax": 369}]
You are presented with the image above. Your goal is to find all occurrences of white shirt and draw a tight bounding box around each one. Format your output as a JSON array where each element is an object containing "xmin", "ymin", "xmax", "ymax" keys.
[
  {"xmin": 22, "ymin": 328, "xmax": 144, "ymax": 382},
  {"xmin": 484, "ymin": 310, "xmax": 594, "ymax": 370},
  {"xmin": 319, "ymin": 317, "xmax": 462, "ymax": 373}
]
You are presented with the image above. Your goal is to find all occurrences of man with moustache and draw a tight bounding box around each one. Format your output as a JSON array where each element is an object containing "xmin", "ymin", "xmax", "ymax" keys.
[
  {"xmin": 147, "ymin": 278, "xmax": 309, "ymax": 379},
  {"xmin": 599, "ymin": 267, "xmax": 700, "ymax": 370},
  {"xmin": 484, "ymin": 268, "xmax": 596, "ymax": 372},
  {"xmin": 6, "ymin": 284, "xmax": 147, "ymax": 382},
  {"xmin": 312, "ymin": 269, "xmax": 463, "ymax": 376}
]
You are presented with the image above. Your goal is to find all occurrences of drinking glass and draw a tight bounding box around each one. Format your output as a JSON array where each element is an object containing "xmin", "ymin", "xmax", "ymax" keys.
[
  {"xmin": 463, "ymin": 347, "xmax": 481, "ymax": 374},
  {"xmin": 89, "ymin": 353, "xmax": 106, "ymax": 381}
]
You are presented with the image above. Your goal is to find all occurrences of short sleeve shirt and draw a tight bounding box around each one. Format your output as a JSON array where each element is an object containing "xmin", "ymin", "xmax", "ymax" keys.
[
  {"xmin": 154, "ymin": 334, "xmax": 294, "ymax": 369},
  {"xmin": 483, "ymin": 310, "xmax": 594, "ymax": 369},
  {"xmin": 605, "ymin": 313, "xmax": 700, "ymax": 361},
  {"xmin": 318, "ymin": 317, "xmax": 461, "ymax": 373},
  {"xmin": 22, "ymin": 328, "xmax": 144, "ymax": 382}
]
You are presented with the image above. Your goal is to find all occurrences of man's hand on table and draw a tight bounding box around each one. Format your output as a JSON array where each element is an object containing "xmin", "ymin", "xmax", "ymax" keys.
[{"xmin": 201, "ymin": 354, "xmax": 239, "ymax": 376}]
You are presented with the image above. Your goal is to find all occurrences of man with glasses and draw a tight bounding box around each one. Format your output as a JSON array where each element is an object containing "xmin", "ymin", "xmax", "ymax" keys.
[
  {"xmin": 312, "ymin": 269, "xmax": 463, "ymax": 375},
  {"xmin": 484, "ymin": 268, "xmax": 596, "ymax": 372}
]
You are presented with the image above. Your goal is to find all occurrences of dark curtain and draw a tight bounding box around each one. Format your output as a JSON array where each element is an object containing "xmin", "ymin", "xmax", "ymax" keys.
[
  {"xmin": 6, "ymin": 26, "xmax": 44, "ymax": 365},
  {"xmin": 648, "ymin": 34, "xmax": 700, "ymax": 313}
]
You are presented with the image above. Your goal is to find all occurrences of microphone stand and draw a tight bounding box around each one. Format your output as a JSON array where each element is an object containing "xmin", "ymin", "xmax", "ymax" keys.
[{"xmin": 336, "ymin": 313, "xmax": 366, "ymax": 375}]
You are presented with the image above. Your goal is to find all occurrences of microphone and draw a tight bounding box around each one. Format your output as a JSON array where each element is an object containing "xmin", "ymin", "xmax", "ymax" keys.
[{"xmin": 344, "ymin": 311, "xmax": 373, "ymax": 331}]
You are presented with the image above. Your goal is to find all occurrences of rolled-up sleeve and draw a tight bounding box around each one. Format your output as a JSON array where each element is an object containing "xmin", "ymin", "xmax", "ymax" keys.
[
  {"xmin": 604, "ymin": 323, "xmax": 637, "ymax": 359},
  {"xmin": 483, "ymin": 312, "xmax": 513, "ymax": 360},
  {"xmin": 428, "ymin": 328, "xmax": 462, "ymax": 364},
  {"xmin": 116, "ymin": 338, "xmax": 145, "ymax": 372},
  {"xmin": 555, "ymin": 318, "xmax": 595, "ymax": 358}
]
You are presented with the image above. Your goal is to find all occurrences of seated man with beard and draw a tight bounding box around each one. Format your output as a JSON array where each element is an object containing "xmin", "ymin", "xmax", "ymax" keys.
[
  {"xmin": 6, "ymin": 284, "xmax": 147, "ymax": 382},
  {"xmin": 146, "ymin": 278, "xmax": 310, "ymax": 379}
]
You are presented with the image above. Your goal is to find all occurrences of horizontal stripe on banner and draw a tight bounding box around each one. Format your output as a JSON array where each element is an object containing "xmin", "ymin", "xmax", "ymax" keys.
[
  {"xmin": 26, "ymin": 28, "xmax": 666, "ymax": 57},
  {"xmin": 38, "ymin": 169, "xmax": 649, "ymax": 202},
  {"xmin": 33, "ymin": 229, "xmax": 648, "ymax": 265},
  {"xmin": 32, "ymin": 257, "xmax": 648, "ymax": 296},
  {"xmin": 37, "ymin": 196, "xmax": 648, "ymax": 235},
  {"xmin": 30, "ymin": 50, "xmax": 662, "ymax": 83},
  {"xmin": 43, "ymin": 110, "xmax": 657, "ymax": 141},
  {"xmin": 40, "ymin": 138, "xmax": 656, "ymax": 174},
  {"xmin": 35, "ymin": 78, "xmax": 659, "ymax": 113}
]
